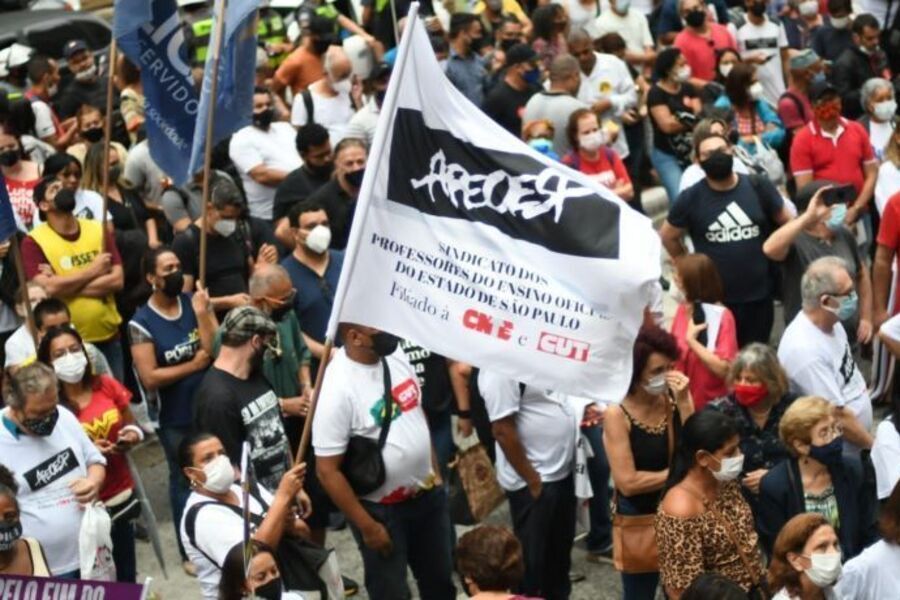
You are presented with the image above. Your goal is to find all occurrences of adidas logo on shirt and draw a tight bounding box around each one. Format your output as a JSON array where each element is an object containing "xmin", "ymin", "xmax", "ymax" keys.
[{"xmin": 705, "ymin": 202, "xmax": 760, "ymax": 242}]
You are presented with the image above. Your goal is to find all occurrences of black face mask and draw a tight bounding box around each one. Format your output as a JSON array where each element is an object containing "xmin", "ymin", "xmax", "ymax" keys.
[
  {"xmin": 0, "ymin": 150, "xmax": 20, "ymax": 168},
  {"xmin": 700, "ymin": 151, "xmax": 734, "ymax": 180},
  {"xmin": 250, "ymin": 343, "xmax": 267, "ymax": 371},
  {"xmin": 499, "ymin": 38, "xmax": 518, "ymax": 53},
  {"xmin": 253, "ymin": 108, "xmax": 275, "ymax": 130},
  {"xmin": 82, "ymin": 127, "xmax": 103, "ymax": 143},
  {"xmin": 469, "ymin": 35, "xmax": 486, "ymax": 53},
  {"xmin": 21, "ymin": 407, "xmax": 59, "ymax": 437},
  {"xmin": 313, "ymin": 34, "xmax": 337, "ymax": 55},
  {"xmin": 109, "ymin": 165, "xmax": 122, "ymax": 182},
  {"xmin": 748, "ymin": 2, "xmax": 766, "ymax": 16},
  {"xmin": 684, "ymin": 8, "xmax": 707, "ymax": 27},
  {"xmin": 53, "ymin": 189, "xmax": 77, "ymax": 213},
  {"xmin": 306, "ymin": 161, "xmax": 334, "ymax": 179},
  {"xmin": 345, "ymin": 167, "xmax": 365, "ymax": 188},
  {"xmin": 253, "ymin": 577, "xmax": 283, "ymax": 600},
  {"xmin": 270, "ymin": 303, "xmax": 292, "ymax": 322},
  {"xmin": 0, "ymin": 520, "xmax": 22, "ymax": 552},
  {"xmin": 370, "ymin": 332, "xmax": 400, "ymax": 356},
  {"xmin": 160, "ymin": 270, "xmax": 184, "ymax": 298}
]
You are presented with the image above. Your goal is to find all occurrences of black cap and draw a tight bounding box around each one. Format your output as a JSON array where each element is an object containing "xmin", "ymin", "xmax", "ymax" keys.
[
  {"xmin": 63, "ymin": 39, "xmax": 89, "ymax": 59},
  {"xmin": 809, "ymin": 79, "xmax": 839, "ymax": 103},
  {"xmin": 372, "ymin": 61, "xmax": 391, "ymax": 80},
  {"xmin": 505, "ymin": 43, "xmax": 537, "ymax": 67}
]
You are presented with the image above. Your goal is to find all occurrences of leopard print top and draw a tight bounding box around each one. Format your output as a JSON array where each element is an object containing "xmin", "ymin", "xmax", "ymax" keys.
[{"xmin": 655, "ymin": 480, "xmax": 764, "ymax": 592}]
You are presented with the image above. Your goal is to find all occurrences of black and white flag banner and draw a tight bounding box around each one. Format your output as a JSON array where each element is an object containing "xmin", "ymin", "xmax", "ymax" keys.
[{"xmin": 327, "ymin": 4, "xmax": 661, "ymax": 401}]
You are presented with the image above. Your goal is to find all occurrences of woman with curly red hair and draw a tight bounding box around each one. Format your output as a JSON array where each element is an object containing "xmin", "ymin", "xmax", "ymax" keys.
[{"xmin": 602, "ymin": 325, "xmax": 694, "ymax": 599}]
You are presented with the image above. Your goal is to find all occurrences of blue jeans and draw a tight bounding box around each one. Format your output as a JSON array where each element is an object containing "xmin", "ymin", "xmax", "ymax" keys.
[
  {"xmin": 507, "ymin": 475, "xmax": 576, "ymax": 600},
  {"xmin": 93, "ymin": 337, "xmax": 125, "ymax": 382},
  {"xmin": 111, "ymin": 517, "xmax": 136, "ymax": 582},
  {"xmin": 157, "ymin": 424, "xmax": 192, "ymax": 560},
  {"xmin": 617, "ymin": 495, "xmax": 660, "ymax": 600},
  {"xmin": 650, "ymin": 148, "xmax": 684, "ymax": 207},
  {"xmin": 349, "ymin": 488, "xmax": 455, "ymax": 600},
  {"xmin": 582, "ymin": 425, "xmax": 612, "ymax": 553}
]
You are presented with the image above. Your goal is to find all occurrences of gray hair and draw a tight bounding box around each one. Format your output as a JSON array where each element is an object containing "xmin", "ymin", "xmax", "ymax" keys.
[
  {"xmin": 727, "ymin": 342, "xmax": 789, "ymax": 400},
  {"xmin": 4, "ymin": 362, "xmax": 57, "ymax": 410},
  {"xmin": 800, "ymin": 256, "xmax": 850, "ymax": 310},
  {"xmin": 548, "ymin": 54, "xmax": 579, "ymax": 83},
  {"xmin": 861, "ymin": 77, "xmax": 893, "ymax": 109},
  {"xmin": 249, "ymin": 264, "xmax": 291, "ymax": 297}
]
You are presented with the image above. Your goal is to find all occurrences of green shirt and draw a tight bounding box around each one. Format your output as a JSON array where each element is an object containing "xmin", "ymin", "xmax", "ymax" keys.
[{"xmin": 213, "ymin": 311, "xmax": 311, "ymax": 398}]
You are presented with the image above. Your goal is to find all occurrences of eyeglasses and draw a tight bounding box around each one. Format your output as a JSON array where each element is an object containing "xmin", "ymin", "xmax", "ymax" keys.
[{"xmin": 264, "ymin": 288, "xmax": 297, "ymax": 306}]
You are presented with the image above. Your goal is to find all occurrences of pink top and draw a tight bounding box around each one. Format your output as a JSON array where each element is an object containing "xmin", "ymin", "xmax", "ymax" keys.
[
  {"xmin": 674, "ymin": 24, "xmax": 737, "ymax": 82},
  {"xmin": 670, "ymin": 303, "xmax": 738, "ymax": 410}
]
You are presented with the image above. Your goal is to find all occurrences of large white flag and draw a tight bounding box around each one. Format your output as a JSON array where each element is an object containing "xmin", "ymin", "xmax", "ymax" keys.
[{"xmin": 326, "ymin": 5, "xmax": 661, "ymax": 401}]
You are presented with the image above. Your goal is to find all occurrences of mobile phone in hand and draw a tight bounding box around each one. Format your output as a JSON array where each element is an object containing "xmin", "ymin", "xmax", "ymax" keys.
[{"xmin": 822, "ymin": 184, "xmax": 855, "ymax": 206}]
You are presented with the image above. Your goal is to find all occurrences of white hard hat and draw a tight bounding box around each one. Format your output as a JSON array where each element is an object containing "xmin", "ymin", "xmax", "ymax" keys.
[
  {"xmin": 0, "ymin": 43, "xmax": 35, "ymax": 78},
  {"xmin": 176, "ymin": 0, "xmax": 207, "ymax": 7}
]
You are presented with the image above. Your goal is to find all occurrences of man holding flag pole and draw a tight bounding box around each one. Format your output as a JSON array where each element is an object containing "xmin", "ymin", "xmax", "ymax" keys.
[{"xmin": 294, "ymin": 2, "xmax": 661, "ymax": 599}]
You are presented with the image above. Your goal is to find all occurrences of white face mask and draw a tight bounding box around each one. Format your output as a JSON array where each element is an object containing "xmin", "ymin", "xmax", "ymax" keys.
[
  {"xmin": 675, "ymin": 65, "xmax": 692, "ymax": 83},
  {"xmin": 331, "ymin": 76, "xmax": 352, "ymax": 95},
  {"xmin": 804, "ymin": 551, "xmax": 842, "ymax": 587},
  {"xmin": 749, "ymin": 81, "xmax": 765, "ymax": 101},
  {"xmin": 798, "ymin": 0, "xmax": 818, "ymax": 15},
  {"xmin": 669, "ymin": 284, "xmax": 686, "ymax": 303},
  {"xmin": 213, "ymin": 218, "xmax": 237, "ymax": 237},
  {"xmin": 199, "ymin": 455, "xmax": 235, "ymax": 494},
  {"xmin": 305, "ymin": 224, "xmax": 331, "ymax": 254},
  {"xmin": 579, "ymin": 130, "xmax": 606, "ymax": 152},
  {"xmin": 615, "ymin": 0, "xmax": 631, "ymax": 12},
  {"xmin": 643, "ymin": 373, "xmax": 668, "ymax": 396},
  {"xmin": 53, "ymin": 352, "xmax": 88, "ymax": 384},
  {"xmin": 74, "ymin": 63, "xmax": 97, "ymax": 82},
  {"xmin": 47, "ymin": 83, "xmax": 59, "ymax": 97},
  {"xmin": 873, "ymin": 99, "xmax": 897, "ymax": 122},
  {"xmin": 830, "ymin": 15, "xmax": 849, "ymax": 29},
  {"xmin": 710, "ymin": 453, "xmax": 744, "ymax": 482},
  {"xmin": 719, "ymin": 63, "xmax": 734, "ymax": 78}
]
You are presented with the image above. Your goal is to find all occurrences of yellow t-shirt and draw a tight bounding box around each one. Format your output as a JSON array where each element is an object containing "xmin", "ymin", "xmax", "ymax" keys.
[
  {"xmin": 473, "ymin": 0, "xmax": 528, "ymax": 23},
  {"xmin": 29, "ymin": 219, "xmax": 122, "ymax": 343}
]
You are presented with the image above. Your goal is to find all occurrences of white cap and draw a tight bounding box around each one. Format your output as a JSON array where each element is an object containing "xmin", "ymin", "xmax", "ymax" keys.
[
  {"xmin": 0, "ymin": 43, "xmax": 35, "ymax": 78},
  {"xmin": 176, "ymin": 0, "xmax": 207, "ymax": 7}
]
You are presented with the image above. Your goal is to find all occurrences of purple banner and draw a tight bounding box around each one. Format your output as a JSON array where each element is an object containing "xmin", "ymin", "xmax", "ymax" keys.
[{"xmin": 0, "ymin": 573, "xmax": 144, "ymax": 599}]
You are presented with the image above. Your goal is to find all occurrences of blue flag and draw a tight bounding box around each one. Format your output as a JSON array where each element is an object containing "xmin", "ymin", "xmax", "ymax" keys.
[
  {"xmin": 113, "ymin": 0, "xmax": 199, "ymax": 185},
  {"xmin": 0, "ymin": 176, "xmax": 18, "ymax": 242},
  {"xmin": 187, "ymin": 0, "xmax": 260, "ymax": 178}
]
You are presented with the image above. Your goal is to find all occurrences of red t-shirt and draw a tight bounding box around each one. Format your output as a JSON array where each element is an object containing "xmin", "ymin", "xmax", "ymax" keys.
[
  {"xmin": 877, "ymin": 191, "xmax": 900, "ymax": 312},
  {"xmin": 75, "ymin": 375, "xmax": 134, "ymax": 501},
  {"xmin": 674, "ymin": 24, "xmax": 737, "ymax": 82},
  {"xmin": 670, "ymin": 303, "xmax": 738, "ymax": 410},
  {"xmin": 21, "ymin": 224, "xmax": 122, "ymax": 279},
  {"xmin": 789, "ymin": 118, "xmax": 877, "ymax": 196},
  {"xmin": 563, "ymin": 148, "xmax": 631, "ymax": 190},
  {"xmin": 4, "ymin": 176, "xmax": 38, "ymax": 230}
]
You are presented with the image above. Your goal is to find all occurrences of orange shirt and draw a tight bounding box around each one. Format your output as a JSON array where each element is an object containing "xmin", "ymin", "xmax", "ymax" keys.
[{"xmin": 274, "ymin": 47, "xmax": 325, "ymax": 95}]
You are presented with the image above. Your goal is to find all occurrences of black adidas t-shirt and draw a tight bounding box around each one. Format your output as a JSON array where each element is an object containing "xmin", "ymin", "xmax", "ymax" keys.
[{"xmin": 668, "ymin": 175, "xmax": 783, "ymax": 304}]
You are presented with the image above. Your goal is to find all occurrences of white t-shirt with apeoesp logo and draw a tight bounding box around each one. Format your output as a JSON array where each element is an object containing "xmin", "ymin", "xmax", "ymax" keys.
[{"xmin": 313, "ymin": 348, "xmax": 435, "ymax": 504}]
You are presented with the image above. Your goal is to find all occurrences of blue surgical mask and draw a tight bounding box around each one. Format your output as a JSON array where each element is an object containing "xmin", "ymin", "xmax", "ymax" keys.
[
  {"xmin": 523, "ymin": 67, "xmax": 541, "ymax": 86},
  {"xmin": 823, "ymin": 291, "xmax": 858, "ymax": 321},
  {"xmin": 810, "ymin": 71, "xmax": 826, "ymax": 85},
  {"xmin": 826, "ymin": 203, "xmax": 847, "ymax": 231}
]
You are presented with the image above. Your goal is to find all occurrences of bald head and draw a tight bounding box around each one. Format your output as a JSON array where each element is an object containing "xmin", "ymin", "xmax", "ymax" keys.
[
  {"xmin": 324, "ymin": 46, "xmax": 352, "ymax": 83},
  {"xmin": 249, "ymin": 264, "xmax": 292, "ymax": 300},
  {"xmin": 548, "ymin": 54, "xmax": 581, "ymax": 95}
]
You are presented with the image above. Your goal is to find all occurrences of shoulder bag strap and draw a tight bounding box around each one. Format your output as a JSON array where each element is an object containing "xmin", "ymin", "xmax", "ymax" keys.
[
  {"xmin": 702, "ymin": 495, "xmax": 765, "ymax": 596},
  {"xmin": 666, "ymin": 398, "xmax": 674, "ymax": 464},
  {"xmin": 377, "ymin": 357, "xmax": 394, "ymax": 449}
]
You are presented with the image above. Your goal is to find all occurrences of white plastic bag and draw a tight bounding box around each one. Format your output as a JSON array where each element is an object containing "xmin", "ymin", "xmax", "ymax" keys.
[{"xmin": 79, "ymin": 502, "xmax": 116, "ymax": 581}]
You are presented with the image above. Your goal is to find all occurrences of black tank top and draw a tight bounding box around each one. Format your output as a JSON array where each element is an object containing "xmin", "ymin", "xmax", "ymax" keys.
[{"xmin": 618, "ymin": 402, "xmax": 681, "ymax": 515}]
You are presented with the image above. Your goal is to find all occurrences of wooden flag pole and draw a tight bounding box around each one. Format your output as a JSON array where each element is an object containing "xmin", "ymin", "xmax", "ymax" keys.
[
  {"xmin": 294, "ymin": 338, "xmax": 334, "ymax": 465},
  {"xmin": 10, "ymin": 238, "xmax": 37, "ymax": 351},
  {"xmin": 100, "ymin": 39, "xmax": 117, "ymax": 253},
  {"xmin": 198, "ymin": 0, "xmax": 228, "ymax": 288}
]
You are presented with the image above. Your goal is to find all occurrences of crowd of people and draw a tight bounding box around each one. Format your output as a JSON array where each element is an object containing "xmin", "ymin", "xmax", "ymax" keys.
[{"xmin": 1, "ymin": 0, "xmax": 900, "ymax": 598}]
